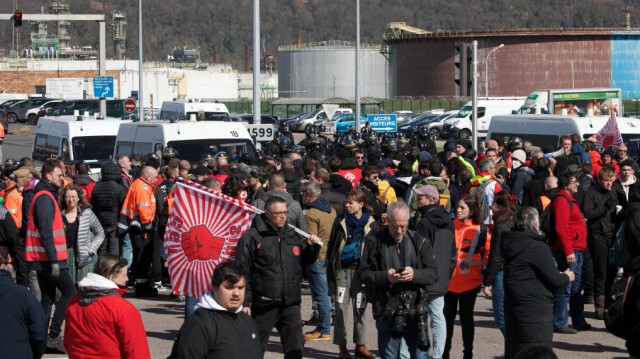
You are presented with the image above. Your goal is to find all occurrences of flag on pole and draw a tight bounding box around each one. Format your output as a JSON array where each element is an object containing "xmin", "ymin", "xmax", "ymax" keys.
[
  {"xmin": 587, "ymin": 112, "xmax": 623, "ymax": 149},
  {"xmin": 164, "ymin": 180, "xmax": 256, "ymax": 298}
]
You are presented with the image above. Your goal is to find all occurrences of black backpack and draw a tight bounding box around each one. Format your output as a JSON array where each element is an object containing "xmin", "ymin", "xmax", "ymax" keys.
[
  {"xmin": 605, "ymin": 271, "xmax": 638, "ymax": 339},
  {"xmin": 539, "ymin": 193, "xmax": 572, "ymax": 247}
]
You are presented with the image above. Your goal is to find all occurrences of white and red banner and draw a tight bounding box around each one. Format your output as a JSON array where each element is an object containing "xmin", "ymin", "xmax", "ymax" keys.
[
  {"xmin": 164, "ymin": 180, "xmax": 256, "ymax": 298},
  {"xmin": 588, "ymin": 112, "xmax": 623, "ymax": 149}
]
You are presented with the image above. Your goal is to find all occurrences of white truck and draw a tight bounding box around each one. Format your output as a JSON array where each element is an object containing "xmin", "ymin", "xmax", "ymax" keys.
[
  {"xmin": 159, "ymin": 100, "xmax": 230, "ymax": 121},
  {"xmin": 516, "ymin": 88, "xmax": 623, "ymax": 116},
  {"xmin": 447, "ymin": 98, "xmax": 525, "ymax": 139}
]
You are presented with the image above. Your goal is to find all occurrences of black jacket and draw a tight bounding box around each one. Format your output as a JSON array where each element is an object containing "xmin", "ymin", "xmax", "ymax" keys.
[
  {"xmin": 0, "ymin": 269, "xmax": 47, "ymax": 359},
  {"xmin": 521, "ymin": 171, "xmax": 549, "ymax": 208},
  {"xmin": 483, "ymin": 216, "xmax": 515, "ymax": 287},
  {"xmin": 358, "ymin": 228, "xmax": 438, "ymax": 319},
  {"xmin": 90, "ymin": 163, "xmax": 127, "ymax": 230},
  {"xmin": 0, "ymin": 205, "xmax": 18, "ymax": 249},
  {"xmin": 236, "ymin": 214, "xmax": 318, "ymax": 307},
  {"xmin": 30, "ymin": 180, "xmax": 65, "ymax": 270},
  {"xmin": 319, "ymin": 183, "xmax": 346, "ymax": 218},
  {"xmin": 169, "ymin": 294, "xmax": 262, "ymax": 359},
  {"xmin": 415, "ymin": 204, "xmax": 455, "ymax": 295},
  {"xmin": 282, "ymin": 167, "xmax": 302, "ymax": 203},
  {"xmin": 501, "ymin": 230, "xmax": 571, "ymax": 358},
  {"xmin": 583, "ymin": 184, "xmax": 618, "ymax": 237},
  {"xmin": 329, "ymin": 173, "xmax": 353, "ymax": 196}
]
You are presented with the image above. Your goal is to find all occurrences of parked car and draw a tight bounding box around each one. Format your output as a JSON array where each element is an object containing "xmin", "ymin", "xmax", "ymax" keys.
[
  {"xmin": 292, "ymin": 109, "xmax": 328, "ymax": 132},
  {"xmin": 46, "ymin": 99, "xmax": 129, "ymax": 119},
  {"xmin": 334, "ymin": 113, "xmax": 367, "ymax": 133},
  {"xmin": 5, "ymin": 97, "xmax": 58, "ymax": 123},
  {"xmin": 392, "ymin": 110, "xmax": 414, "ymax": 123},
  {"xmin": 25, "ymin": 99, "xmax": 61, "ymax": 125},
  {"xmin": 422, "ymin": 110, "xmax": 458, "ymax": 140},
  {"xmin": 0, "ymin": 99, "xmax": 26, "ymax": 111},
  {"xmin": 397, "ymin": 113, "xmax": 440, "ymax": 135}
]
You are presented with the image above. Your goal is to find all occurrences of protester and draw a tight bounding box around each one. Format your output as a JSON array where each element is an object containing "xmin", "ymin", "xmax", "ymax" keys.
[
  {"xmin": 253, "ymin": 171, "xmax": 308, "ymax": 232},
  {"xmin": 483, "ymin": 190, "xmax": 517, "ymax": 343},
  {"xmin": 412, "ymin": 184, "xmax": 455, "ymax": 359},
  {"xmin": 26, "ymin": 159, "xmax": 76, "ymax": 353},
  {"xmin": 169, "ymin": 262, "xmax": 262, "ymax": 359},
  {"xmin": 64, "ymin": 254, "xmax": 151, "ymax": 358},
  {"xmin": 502, "ymin": 207, "xmax": 574, "ymax": 358},
  {"xmin": 90, "ymin": 162, "xmax": 127, "ymax": 255},
  {"xmin": 444, "ymin": 195, "xmax": 491, "ymax": 359},
  {"xmin": 326, "ymin": 190, "xmax": 376, "ymax": 359},
  {"xmin": 0, "ymin": 260, "xmax": 47, "ymax": 359},
  {"xmin": 359, "ymin": 200, "xmax": 438, "ymax": 359},
  {"xmin": 551, "ymin": 172, "xmax": 590, "ymax": 334},
  {"xmin": 235, "ymin": 196, "xmax": 321, "ymax": 358},
  {"xmin": 301, "ymin": 181, "xmax": 336, "ymax": 342}
]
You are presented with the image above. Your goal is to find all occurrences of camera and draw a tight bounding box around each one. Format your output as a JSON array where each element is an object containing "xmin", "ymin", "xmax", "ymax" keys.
[
  {"xmin": 415, "ymin": 294, "xmax": 430, "ymax": 351},
  {"xmin": 390, "ymin": 292, "xmax": 413, "ymax": 338}
]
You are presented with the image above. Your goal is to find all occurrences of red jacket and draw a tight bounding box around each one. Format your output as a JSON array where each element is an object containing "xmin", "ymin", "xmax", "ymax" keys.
[
  {"xmin": 551, "ymin": 189, "xmax": 587, "ymax": 256},
  {"xmin": 591, "ymin": 158, "xmax": 620, "ymax": 178},
  {"xmin": 64, "ymin": 274, "xmax": 151, "ymax": 359},
  {"xmin": 338, "ymin": 168, "xmax": 362, "ymax": 189}
]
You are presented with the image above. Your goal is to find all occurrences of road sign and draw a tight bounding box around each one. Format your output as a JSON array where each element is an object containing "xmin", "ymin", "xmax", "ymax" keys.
[
  {"xmin": 93, "ymin": 76, "xmax": 114, "ymax": 98},
  {"xmin": 124, "ymin": 97, "xmax": 137, "ymax": 114},
  {"xmin": 367, "ymin": 114, "xmax": 397, "ymax": 132},
  {"xmin": 247, "ymin": 124, "xmax": 274, "ymax": 141}
]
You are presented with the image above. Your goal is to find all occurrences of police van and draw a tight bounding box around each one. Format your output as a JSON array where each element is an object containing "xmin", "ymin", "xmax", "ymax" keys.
[
  {"xmin": 159, "ymin": 100, "xmax": 230, "ymax": 121},
  {"xmin": 33, "ymin": 115, "xmax": 130, "ymax": 171},
  {"xmin": 487, "ymin": 114, "xmax": 640, "ymax": 150},
  {"xmin": 113, "ymin": 121, "xmax": 257, "ymax": 164}
]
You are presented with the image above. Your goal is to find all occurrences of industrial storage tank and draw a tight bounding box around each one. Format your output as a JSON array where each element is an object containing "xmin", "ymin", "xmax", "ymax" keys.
[{"xmin": 278, "ymin": 41, "xmax": 387, "ymax": 98}]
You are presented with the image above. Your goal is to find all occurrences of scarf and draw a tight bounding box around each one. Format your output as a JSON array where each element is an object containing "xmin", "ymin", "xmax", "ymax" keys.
[{"xmin": 345, "ymin": 210, "xmax": 370, "ymax": 244}]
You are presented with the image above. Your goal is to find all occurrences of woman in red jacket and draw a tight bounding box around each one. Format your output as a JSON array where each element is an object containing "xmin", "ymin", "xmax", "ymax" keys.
[
  {"xmin": 443, "ymin": 195, "xmax": 491, "ymax": 359},
  {"xmin": 64, "ymin": 254, "xmax": 151, "ymax": 358}
]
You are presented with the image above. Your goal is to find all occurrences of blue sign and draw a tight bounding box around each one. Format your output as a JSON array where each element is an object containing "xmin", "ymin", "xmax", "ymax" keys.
[
  {"xmin": 93, "ymin": 76, "xmax": 114, "ymax": 98},
  {"xmin": 367, "ymin": 114, "xmax": 397, "ymax": 132}
]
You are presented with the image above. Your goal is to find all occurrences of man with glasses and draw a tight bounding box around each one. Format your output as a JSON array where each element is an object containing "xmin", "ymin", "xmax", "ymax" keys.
[
  {"xmin": 236, "ymin": 196, "xmax": 321, "ymax": 359},
  {"xmin": 354, "ymin": 150, "xmax": 366, "ymax": 169},
  {"xmin": 551, "ymin": 172, "xmax": 590, "ymax": 334},
  {"xmin": 616, "ymin": 144, "xmax": 640, "ymax": 174},
  {"xmin": 359, "ymin": 200, "xmax": 438, "ymax": 359}
]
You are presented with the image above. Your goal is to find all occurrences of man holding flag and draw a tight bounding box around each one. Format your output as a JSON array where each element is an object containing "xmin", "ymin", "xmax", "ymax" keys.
[{"xmin": 236, "ymin": 196, "xmax": 322, "ymax": 359}]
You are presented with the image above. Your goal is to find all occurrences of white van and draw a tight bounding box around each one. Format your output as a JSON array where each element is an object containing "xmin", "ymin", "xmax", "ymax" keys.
[
  {"xmin": 159, "ymin": 100, "xmax": 230, "ymax": 121},
  {"xmin": 33, "ymin": 116, "xmax": 130, "ymax": 171},
  {"xmin": 487, "ymin": 114, "xmax": 640, "ymax": 150},
  {"xmin": 113, "ymin": 121, "xmax": 257, "ymax": 164},
  {"xmin": 446, "ymin": 98, "xmax": 525, "ymax": 139}
]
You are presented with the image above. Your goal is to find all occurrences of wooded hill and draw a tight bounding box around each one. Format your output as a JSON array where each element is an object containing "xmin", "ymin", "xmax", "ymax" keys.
[{"xmin": 1, "ymin": 0, "xmax": 636, "ymax": 69}]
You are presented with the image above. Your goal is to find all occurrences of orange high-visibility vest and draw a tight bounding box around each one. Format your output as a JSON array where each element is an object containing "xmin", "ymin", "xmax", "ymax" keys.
[
  {"xmin": 448, "ymin": 219, "xmax": 491, "ymax": 293},
  {"xmin": 3, "ymin": 186, "xmax": 22, "ymax": 228},
  {"xmin": 25, "ymin": 191, "xmax": 66, "ymax": 262}
]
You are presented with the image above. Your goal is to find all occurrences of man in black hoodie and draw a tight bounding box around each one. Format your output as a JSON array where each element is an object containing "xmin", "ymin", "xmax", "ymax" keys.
[
  {"xmin": 412, "ymin": 185, "xmax": 455, "ymax": 359},
  {"xmin": 91, "ymin": 162, "xmax": 127, "ymax": 255}
]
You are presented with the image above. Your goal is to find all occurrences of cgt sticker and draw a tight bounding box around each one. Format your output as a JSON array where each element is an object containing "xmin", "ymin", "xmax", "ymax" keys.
[{"xmin": 292, "ymin": 245, "xmax": 300, "ymax": 256}]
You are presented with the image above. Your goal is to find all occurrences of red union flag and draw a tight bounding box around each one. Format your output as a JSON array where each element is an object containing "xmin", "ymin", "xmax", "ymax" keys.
[
  {"xmin": 588, "ymin": 112, "xmax": 623, "ymax": 149},
  {"xmin": 164, "ymin": 180, "xmax": 256, "ymax": 298}
]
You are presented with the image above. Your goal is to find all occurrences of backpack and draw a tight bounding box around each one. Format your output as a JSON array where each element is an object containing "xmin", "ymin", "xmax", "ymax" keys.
[
  {"xmin": 539, "ymin": 193, "xmax": 572, "ymax": 247},
  {"xmin": 609, "ymin": 222, "xmax": 632, "ymax": 267},
  {"xmin": 605, "ymin": 271, "xmax": 637, "ymax": 339},
  {"xmin": 469, "ymin": 181, "xmax": 492, "ymax": 222}
]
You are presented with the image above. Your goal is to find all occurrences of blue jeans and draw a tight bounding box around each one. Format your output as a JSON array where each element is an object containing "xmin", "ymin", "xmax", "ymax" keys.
[
  {"xmin": 377, "ymin": 317, "xmax": 429, "ymax": 359},
  {"xmin": 492, "ymin": 271, "xmax": 505, "ymax": 336},
  {"xmin": 185, "ymin": 295, "xmax": 198, "ymax": 319},
  {"xmin": 305, "ymin": 260, "xmax": 331, "ymax": 334},
  {"xmin": 427, "ymin": 295, "xmax": 446, "ymax": 359},
  {"xmin": 121, "ymin": 233, "xmax": 133, "ymax": 269},
  {"xmin": 552, "ymin": 250, "xmax": 587, "ymax": 328}
]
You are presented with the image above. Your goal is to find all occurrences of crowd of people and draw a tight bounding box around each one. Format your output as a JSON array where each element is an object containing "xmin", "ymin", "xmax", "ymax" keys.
[{"xmin": 0, "ymin": 122, "xmax": 639, "ymax": 359}]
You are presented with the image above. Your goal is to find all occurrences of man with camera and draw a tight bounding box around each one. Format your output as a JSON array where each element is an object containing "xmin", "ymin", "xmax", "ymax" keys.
[{"xmin": 359, "ymin": 200, "xmax": 439, "ymax": 359}]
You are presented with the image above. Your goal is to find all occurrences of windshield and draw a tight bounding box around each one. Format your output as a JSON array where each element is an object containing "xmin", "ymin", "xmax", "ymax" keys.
[
  {"xmin": 432, "ymin": 113, "xmax": 452, "ymax": 122},
  {"xmin": 185, "ymin": 111, "xmax": 229, "ymax": 121},
  {"xmin": 168, "ymin": 139, "xmax": 257, "ymax": 163},
  {"xmin": 72, "ymin": 136, "xmax": 116, "ymax": 165},
  {"xmin": 455, "ymin": 106, "xmax": 472, "ymax": 118},
  {"xmin": 304, "ymin": 109, "xmax": 321, "ymax": 119}
]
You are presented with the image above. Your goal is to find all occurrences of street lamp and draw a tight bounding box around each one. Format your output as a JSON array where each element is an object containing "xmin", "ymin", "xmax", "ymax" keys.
[
  {"xmin": 138, "ymin": 0, "xmax": 143, "ymax": 120},
  {"xmin": 566, "ymin": 59, "xmax": 575, "ymax": 89},
  {"xmin": 484, "ymin": 44, "xmax": 504, "ymax": 98}
]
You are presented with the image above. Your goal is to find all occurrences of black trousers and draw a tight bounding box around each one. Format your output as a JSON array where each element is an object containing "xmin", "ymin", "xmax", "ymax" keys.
[
  {"xmin": 37, "ymin": 267, "xmax": 77, "ymax": 338},
  {"xmin": 151, "ymin": 226, "xmax": 165, "ymax": 283},
  {"xmin": 444, "ymin": 289, "xmax": 479, "ymax": 359},
  {"xmin": 582, "ymin": 246, "xmax": 594, "ymax": 299},
  {"xmin": 99, "ymin": 227, "xmax": 120, "ymax": 256},
  {"xmin": 252, "ymin": 301, "xmax": 303, "ymax": 359},
  {"xmin": 12, "ymin": 243, "xmax": 29, "ymax": 287},
  {"xmin": 130, "ymin": 228, "xmax": 154, "ymax": 282},
  {"xmin": 588, "ymin": 233, "xmax": 617, "ymax": 302}
]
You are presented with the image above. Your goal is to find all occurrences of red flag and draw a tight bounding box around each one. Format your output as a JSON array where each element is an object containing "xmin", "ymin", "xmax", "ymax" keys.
[
  {"xmin": 588, "ymin": 112, "xmax": 623, "ymax": 149},
  {"xmin": 164, "ymin": 180, "xmax": 256, "ymax": 298}
]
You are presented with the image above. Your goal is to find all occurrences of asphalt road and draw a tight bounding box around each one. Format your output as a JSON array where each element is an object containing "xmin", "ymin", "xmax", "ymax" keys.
[{"xmin": 4, "ymin": 124, "xmax": 627, "ymax": 358}]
